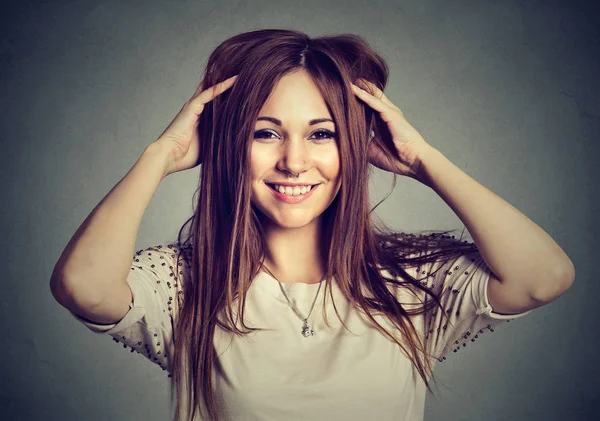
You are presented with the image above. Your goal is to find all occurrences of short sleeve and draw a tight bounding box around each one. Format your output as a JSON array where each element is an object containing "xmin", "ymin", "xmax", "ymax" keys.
[
  {"xmin": 410, "ymin": 250, "xmax": 534, "ymax": 362},
  {"xmin": 68, "ymin": 243, "xmax": 185, "ymax": 374}
]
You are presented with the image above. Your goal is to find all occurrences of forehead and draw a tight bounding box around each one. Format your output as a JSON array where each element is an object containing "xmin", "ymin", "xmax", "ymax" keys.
[{"xmin": 258, "ymin": 70, "xmax": 332, "ymax": 120}]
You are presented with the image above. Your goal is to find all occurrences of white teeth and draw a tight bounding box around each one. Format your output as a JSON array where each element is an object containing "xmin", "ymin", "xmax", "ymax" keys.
[{"xmin": 273, "ymin": 184, "xmax": 313, "ymax": 196}]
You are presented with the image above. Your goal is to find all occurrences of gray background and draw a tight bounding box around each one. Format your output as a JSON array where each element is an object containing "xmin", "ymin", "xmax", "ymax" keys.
[{"xmin": 2, "ymin": 0, "xmax": 598, "ymax": 420}]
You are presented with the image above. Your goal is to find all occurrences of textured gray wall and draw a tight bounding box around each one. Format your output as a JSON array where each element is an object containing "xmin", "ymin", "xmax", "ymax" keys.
[{"xmin": 1, "ymin": 0, "xmax": 597, "ymax": 420}]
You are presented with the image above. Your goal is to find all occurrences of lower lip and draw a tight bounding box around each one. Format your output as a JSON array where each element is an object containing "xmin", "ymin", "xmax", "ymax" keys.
[{"xmin": 267, "ymin": 184, "xmax": 319, "ymax": 203}]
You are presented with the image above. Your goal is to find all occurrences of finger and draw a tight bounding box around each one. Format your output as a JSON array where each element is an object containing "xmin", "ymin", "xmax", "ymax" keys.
[
  {"xmin": 191, "ymin": 75, "xmax": 238, "ymax": 104},
  {"xmin": 351, "ymin": 83, "xmax": 395, "ymax": 121},
  {"xmin": 192, "ymin": 80, "xmax": 206, "ymax": 98},
  {"xmin": 355, "ymin": 79, "xmax": 400, "ymax": 112}
]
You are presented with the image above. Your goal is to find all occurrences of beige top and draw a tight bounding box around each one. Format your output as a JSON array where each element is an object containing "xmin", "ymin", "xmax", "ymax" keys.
[{"xmin": 70, "ymin": 243, "xmax": 533, "ymax": 420}]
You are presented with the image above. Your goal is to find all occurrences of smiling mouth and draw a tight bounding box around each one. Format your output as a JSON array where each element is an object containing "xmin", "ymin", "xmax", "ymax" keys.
[{"xmin": 265, "ymin": 183, "xmax": 319, "ymax": 196}]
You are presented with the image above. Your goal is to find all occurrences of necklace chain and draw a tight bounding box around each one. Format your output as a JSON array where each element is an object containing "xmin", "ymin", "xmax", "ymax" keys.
[{"xmin": 261, "ymin": 264, "xmax": 324, "ymax": 337}]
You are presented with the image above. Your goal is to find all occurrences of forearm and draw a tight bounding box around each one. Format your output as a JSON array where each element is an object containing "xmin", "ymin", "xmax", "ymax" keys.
[
  {"xmin": 50, "ymin": 142, "xmax": 171, "ymax": 304},
  {"xmin": 417, "ymin": 146, "xmax": 575, "ymax": 301}
]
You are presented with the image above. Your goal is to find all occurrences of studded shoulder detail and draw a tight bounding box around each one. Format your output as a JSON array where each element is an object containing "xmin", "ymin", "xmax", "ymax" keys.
[
  {"xmin": 402, "ymin": 250, "xmax": 533, "ymax": 363},
  {"xmin": 70, "ymin": 243, "xmax": 189, "ymax": 377}
]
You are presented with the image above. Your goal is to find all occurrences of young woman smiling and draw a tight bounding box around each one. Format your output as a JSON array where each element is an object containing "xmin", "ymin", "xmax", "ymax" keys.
[{"xmin": 51, "ymin": 29, "xmax": 575, "ymax": 421}]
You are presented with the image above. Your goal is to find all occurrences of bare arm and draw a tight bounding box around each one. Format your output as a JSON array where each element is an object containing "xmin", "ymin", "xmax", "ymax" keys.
[
  {"xmin": 50, "ymin": 76, "xmax": 237, "ymax": 324},
  {"xmin": 50, "ymin": 142, "xmax": 171, "ymax": 322},
  {"xmin": 350, "ymin": 79, "xmax": 575, "ymax": 315},
  {"xmin": 417, "ymin": 146, "xmax": 575, "ymax": 311}
]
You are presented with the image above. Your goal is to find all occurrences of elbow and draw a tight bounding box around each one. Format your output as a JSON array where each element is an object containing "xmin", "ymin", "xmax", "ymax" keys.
[
  {"xmin": 50, "ymin": 273, "xmax": 71, "ymax": 307},
  {"xmin": 50, "ymin": 270, "xmax": 83, "ymax": 308},
  {"xmin": 530, "ymin": 261, "xmax": 576, "ymax": 304}
]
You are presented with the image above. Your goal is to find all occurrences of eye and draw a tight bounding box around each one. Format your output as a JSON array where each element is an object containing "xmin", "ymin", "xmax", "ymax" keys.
[
  {"xmin": 310, "ymin": 129, "xmax": 336, "ymax": 141},
  {"xmin": 253, "ymin": 129, "xmax": 279, "ymax": 140}
]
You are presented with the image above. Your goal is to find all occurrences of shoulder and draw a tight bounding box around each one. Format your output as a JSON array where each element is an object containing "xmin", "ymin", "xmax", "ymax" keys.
[
  {"xmin": 133, "ymin": 243, "xmax": 189, "ymax": 278},
  {"xmin": 131, "ymin": 242, "xmax": 190, "ymax": 306}
]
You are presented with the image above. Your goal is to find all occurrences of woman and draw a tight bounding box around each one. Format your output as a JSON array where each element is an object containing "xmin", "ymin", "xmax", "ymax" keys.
[{"xmin": 50, "ymin": 29, "xmax": 575, "ymax": 421}]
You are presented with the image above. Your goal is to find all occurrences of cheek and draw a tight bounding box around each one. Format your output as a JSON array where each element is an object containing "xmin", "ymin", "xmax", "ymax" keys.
[
  {"xmin": 250, "ymin": 148, "xmax": 273, "ymax": 179},
  {"xmin": 317, "ymin": 147, "xmax": 341, "ymax": 178}
]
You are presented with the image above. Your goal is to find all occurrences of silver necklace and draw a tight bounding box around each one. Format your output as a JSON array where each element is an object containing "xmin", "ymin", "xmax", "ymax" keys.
[{"xmin": 261, "ymin": 265, "xmax": 324, "ymax": 337}]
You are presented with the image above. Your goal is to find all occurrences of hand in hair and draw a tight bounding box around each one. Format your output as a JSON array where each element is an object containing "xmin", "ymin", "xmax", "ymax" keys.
[
  {"xmin": 152, "ymin": 75, "xmax": 238, "ymax": 176},
  {"xmin": 351, "ymin": 79, "xmax": 434, "ymax": 182}
]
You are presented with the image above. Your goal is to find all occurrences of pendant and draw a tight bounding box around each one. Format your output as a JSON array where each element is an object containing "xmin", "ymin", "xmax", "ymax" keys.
[{"xmin": 301, "ymin": 320, "xmax": 314, "ymax": 337}]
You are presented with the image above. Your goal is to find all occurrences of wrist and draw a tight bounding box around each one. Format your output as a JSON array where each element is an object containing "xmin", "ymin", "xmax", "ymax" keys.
[
  {"xmin": 414, "ymin": 145, "xmax": 441, "ymax": 188},
  {"xmin": 143, "ymin": 141, "xmax": 174, "ymax": 179}
]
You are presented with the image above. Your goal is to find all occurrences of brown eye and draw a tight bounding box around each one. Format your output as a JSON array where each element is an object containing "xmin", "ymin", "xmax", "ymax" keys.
[
  {"xmin": 310, "ymin": 130, "xmax": 336, "ymax": 141},
  {"xmin": 253, "ymin": 130, "xmax": 278, "ymax": 139}
]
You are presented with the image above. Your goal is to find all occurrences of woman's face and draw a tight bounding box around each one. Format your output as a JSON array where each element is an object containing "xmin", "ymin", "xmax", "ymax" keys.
[{"xmin": 250, "ymin": 70, "xmax": 341, "ymax": 230}]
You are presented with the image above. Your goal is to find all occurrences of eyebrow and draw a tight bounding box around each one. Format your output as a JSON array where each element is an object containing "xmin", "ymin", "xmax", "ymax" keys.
[{"xmin": 256, "ymin": 116, "xmax": 334, "ymax": 126}]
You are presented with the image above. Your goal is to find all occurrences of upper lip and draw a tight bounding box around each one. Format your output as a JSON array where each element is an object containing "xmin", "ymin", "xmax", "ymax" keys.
[{"xmin": 266, "ymin": 181, "xmax": 320, "ymax": 186}]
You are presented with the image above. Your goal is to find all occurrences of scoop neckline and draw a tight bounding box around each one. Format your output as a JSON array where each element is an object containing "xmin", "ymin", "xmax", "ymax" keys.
[{"xmin": 252, "ymin": 270, "xmax": 331, "ymax": 303}]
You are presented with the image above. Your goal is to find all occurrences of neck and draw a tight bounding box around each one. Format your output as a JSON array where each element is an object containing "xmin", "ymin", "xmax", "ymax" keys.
[{"xmin": 260, "ymin": 216, "xmax": 328, "ymax": 284}]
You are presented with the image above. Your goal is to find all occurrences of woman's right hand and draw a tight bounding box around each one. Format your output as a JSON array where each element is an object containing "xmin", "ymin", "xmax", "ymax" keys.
[{"xmin": 152, "ymin": 75, "xmax": 238, "ymax": 177}]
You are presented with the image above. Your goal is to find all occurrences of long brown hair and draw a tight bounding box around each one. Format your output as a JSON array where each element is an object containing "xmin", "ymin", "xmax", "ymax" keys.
[{"xmin": 169, "ymin": 28, "xmax": 479, "ymax": 421}]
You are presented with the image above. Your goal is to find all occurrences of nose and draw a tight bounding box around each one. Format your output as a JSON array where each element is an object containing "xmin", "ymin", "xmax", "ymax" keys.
[{"xmin": 277, "ymin": 136, "xmax": 310, "ymax": 176}]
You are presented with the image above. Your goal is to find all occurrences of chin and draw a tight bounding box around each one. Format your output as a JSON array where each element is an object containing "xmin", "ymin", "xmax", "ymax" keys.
[
  {"xmin": 265, "ymin": 213, "xmax": 319, "ymax": 230},
  {"xmin": 250, "ymin": 203, "xmax": 317, "ymax": 229}
]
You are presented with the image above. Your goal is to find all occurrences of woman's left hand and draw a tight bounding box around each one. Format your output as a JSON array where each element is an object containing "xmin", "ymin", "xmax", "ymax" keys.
[{"xmin": 351, "ymin": 79, "xmax": 434, "ymax": 181}]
